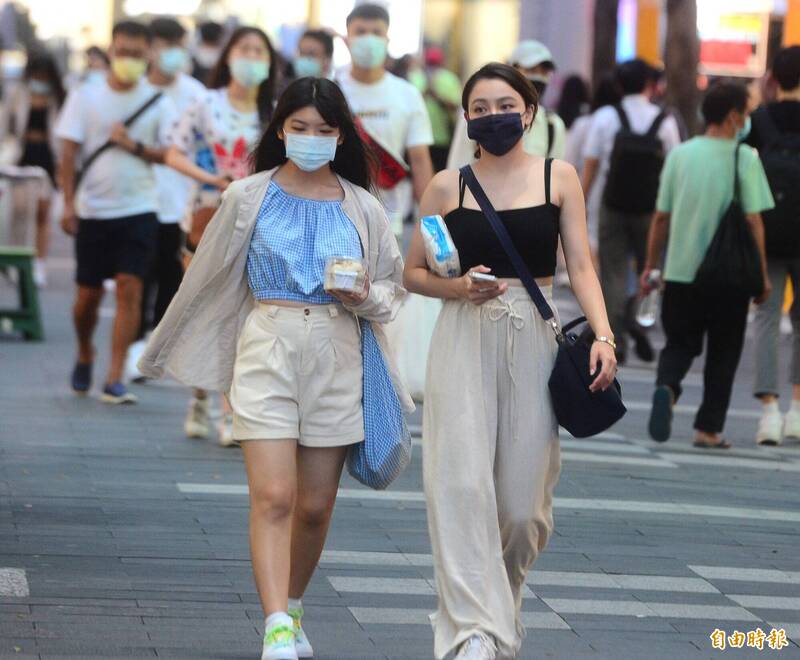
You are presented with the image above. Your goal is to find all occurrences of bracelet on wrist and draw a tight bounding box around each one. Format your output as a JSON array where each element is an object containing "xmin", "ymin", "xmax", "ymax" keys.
[{"xmin": 594, "ymin": 336, "xmax": 617, "ymax": 350}]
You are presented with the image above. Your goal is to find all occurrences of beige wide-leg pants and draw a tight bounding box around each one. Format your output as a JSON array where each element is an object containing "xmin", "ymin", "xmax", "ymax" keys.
[{"xmin": 423, "ymin": 286, "xmax": 562, "ymax": 660}]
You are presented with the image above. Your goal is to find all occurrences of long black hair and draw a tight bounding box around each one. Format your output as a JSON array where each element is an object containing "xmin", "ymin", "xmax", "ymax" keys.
[
  {"xmin": 207, "ymin": 26, "xmax": 278, "ymax": 125},
  {"xmin": 557, "ymin": 74, "xmax": 590, "ymax": 129},
  {"xmin": 251, "ymin": 77, "xmax": 373, "ymax": 191},
  {"xmin": 24, "ymin": 50, "xmax": 66, "ymax": 108}
]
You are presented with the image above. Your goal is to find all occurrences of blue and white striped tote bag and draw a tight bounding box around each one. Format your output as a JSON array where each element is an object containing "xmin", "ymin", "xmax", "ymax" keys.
[{"xmin": 346, "ymin": 319, "xmax": 412, "ymax": 490}]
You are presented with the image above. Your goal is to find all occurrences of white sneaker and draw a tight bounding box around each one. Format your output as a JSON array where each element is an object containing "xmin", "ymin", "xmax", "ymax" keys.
[
  {"xmin": 33, "ymin": 258, "xmax": 47, "ymax": 287},
  {"xmin": 288, "ymin": 606, "xmax": 313, "ymax": 658},
  {"xmin": 756, "ymin": 409, "xmax": 783, "ymax": 446},
  {"xmin": 783, "ymin": 408, "xmax": 800, "ymax": 440},
  {"xmin": 124, "ymin": 339, "xmax": 147, "ymax": 383},
  {"xmin": 456, "ymin": 633, "xmax": 498, "ymax": 660},
  {"xmin": 184, "ymin": 396, "xmax": 210, "ymax": 440},
  {"xmin": 261, "ymin": 613, "xmax": 297, "ymax": 660},
  {"xmin": 218, "ymin": 413, "xmax": 238, "ymax": 447}
]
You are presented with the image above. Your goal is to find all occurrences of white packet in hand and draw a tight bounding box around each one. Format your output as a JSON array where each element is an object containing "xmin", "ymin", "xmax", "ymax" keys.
[
  {"xmin": 420, "ymin": 214, "xmax": 461, "ymax": 278},
  {"xmin": 324, "ymin": 257, "xmax": 367, "ymax": 294}
]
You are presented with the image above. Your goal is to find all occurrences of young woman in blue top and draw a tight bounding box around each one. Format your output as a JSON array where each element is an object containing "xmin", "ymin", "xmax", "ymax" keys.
[{"xmin": 141, "ymin": 77, "xmax": 409, "ymax": 660}]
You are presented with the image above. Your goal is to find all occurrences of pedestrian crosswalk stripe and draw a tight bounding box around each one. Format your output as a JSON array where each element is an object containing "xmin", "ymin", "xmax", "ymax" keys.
[
  {"xmin": 688, "ymin": 565, "xmax": 800, "ymax": 584},
  {"xmin": 728, "ymin": 595, "xmax": 800, "ymax": 611},
  {"xmin": 347, "ymin": 607, "xmax": 570, "ymax": 629},
  {"xmin": 329, "ymin": 576, "xmax": 536, "ymax": 598},
  {"xmin": 176, "ymin": 483, "xmax": 800, "ymax": 523},
  {"xmin": 0, "ymin": 568, "xmax": 29, "ymax": 597},
  {"xmin": 624, "ymin": 400, "xmax": 761, "ymax": 419},
  {"xmin": 656, "ymin": 452, "xmax": 800, "ymax": 472},
  {"xmin": 540, "ymin": 598, "xmax": 759, "ymax": 621}
]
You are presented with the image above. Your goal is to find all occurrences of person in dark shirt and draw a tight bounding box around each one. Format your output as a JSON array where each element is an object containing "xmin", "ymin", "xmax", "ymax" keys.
[{"xmin": 745, "ymin": 45, "xmax": 800, "ymax": 446}]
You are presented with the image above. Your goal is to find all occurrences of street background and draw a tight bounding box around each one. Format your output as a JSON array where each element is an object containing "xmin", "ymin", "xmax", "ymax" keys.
[{"xmin": 1, "ymin": 230, "xmax": 799, "ymax": 660}]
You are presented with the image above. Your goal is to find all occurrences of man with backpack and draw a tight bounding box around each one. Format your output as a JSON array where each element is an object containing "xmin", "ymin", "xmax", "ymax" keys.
[
  {"xmin": 582, "ymin": 59, "xmax": 681, "ymax": 364},
  {"xmin": 57, "ymin": 21, "xmax": 176, "ymax": 404},
  {"xmin": 745, "ymin": 46, "xmax": 800, "ymax": 446},
  {"xmin": 641, "ymin": 82, "xmax": 773, "ymax": 449}
]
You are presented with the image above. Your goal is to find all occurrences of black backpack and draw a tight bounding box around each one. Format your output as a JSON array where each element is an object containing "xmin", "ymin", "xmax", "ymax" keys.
[
  {"xmin": 603, "ymin": 105, "xmax": 668, "ymax": 214},
  {"xmin": 751, "ymin": 106, "xmax": 800, "ymax": 258}
]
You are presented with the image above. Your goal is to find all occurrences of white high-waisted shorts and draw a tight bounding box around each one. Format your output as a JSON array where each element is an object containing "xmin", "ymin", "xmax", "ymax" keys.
[{"xmin": 230, "ymin": 302, "xmax": 364, "ymax": 447}]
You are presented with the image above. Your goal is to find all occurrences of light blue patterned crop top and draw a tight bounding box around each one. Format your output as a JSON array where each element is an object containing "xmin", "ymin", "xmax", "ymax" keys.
[{"xmin": 247, "ymin": 180, "xmax": 363, "ymax": 304}]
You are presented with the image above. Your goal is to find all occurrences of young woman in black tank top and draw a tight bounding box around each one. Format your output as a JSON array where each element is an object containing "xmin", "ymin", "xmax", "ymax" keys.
[{"xmin": 403, "ymin": 63, "xmax": 616, "ymax": 660}]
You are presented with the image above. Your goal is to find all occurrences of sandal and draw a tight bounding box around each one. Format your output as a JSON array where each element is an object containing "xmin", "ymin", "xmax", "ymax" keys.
[{"xmin": 693, "ymin": 437, "xmax": 732, "ymax": 449}]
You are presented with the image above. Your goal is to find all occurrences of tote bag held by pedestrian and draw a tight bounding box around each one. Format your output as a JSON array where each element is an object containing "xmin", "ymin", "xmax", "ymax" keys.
[
  {"xmin": 694, "ymin": 144, "xmax": 763, "ymax": 297},
  {"xmin": 346, "ymin": 319, "xmax": 412, "ymax": 489},
  {"xmin": 459, "ymin": 164, "xmax": 626, "ymax": 438}
]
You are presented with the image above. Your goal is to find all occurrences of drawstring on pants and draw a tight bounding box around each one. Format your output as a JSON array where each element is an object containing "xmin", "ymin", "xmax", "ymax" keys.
[{"xmin": 487, "ymin": 297, "xmax": 525, "ymax": 442}]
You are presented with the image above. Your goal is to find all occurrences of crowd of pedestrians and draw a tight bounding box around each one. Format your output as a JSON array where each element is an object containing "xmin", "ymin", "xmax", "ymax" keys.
[{"xmin": 2, "ymin": 6, "xmax": 800, "ymax": 659}]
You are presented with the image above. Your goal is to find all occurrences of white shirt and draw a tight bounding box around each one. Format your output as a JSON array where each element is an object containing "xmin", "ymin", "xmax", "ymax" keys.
[
  {"xmin": 55, "ymin": 78, "xmax": 176, "ymax": 220},
  {"xmin": 152, "ymin": 73, "xmax": 206, "ymax": 223},
  {"xmin": 446, "ymin": 108, "xmax": 567, "ymax": 170},
  {"xmin": 336, "ymin": 70, "xmax": 433, "ymax": 227},
  {"xmin": 582, "ymin": 94, "xmax": 682, "ymax": 189}
]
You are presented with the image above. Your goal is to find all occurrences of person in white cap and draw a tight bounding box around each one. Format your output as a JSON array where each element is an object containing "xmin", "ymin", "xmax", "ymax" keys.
[{"xmin": 446, "ymin": 40, "xmax": 566, "ymax": 169}]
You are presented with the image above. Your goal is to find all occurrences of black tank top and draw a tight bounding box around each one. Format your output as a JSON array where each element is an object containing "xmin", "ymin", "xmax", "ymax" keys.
[
  {"xmin": 26, "ymin": 107, "xmax": 47, "ymax": 132},
  {"xmin": 444, "ymin": 159, "xmax": 560, "ymax": 279}
]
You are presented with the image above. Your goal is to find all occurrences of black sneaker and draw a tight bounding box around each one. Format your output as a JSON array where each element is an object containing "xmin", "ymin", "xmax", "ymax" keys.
[
  {"xmin": 648, "ymin": 385, "xmax": 674, "ymax": 443},
  {"xmin": 71, "ymin": 362, "xmax": 93, "ymax": 394},
  {"xmin": 630, "ymin": 327, "xmax": 655, "ymax": 363},
  {"xmin": 101, "ymin": 382, "xmax": 138, "ymax": 405}
]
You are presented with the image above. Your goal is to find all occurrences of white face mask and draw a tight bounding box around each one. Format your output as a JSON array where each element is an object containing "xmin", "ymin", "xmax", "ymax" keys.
[{"xmin": 285, "ymin": 133, "xmax": 338, "ymax": 171}]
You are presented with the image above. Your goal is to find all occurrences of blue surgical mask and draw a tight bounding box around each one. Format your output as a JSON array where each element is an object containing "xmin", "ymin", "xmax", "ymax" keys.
[
  {"xmin": 158, "ymin": 47, "xmax": 189, "ymax": 76},
  {"xmin": 737, "ymin": 116, "xmax": 752, "ymax": 142},
  {"xmin": 230, "ymin": 58, "xmax": 269, "ymax": 88},
  {"xmin": 294, "ymin": 56, "xmax": 323, "ymax": 78},
  {"xmin": 28, "ymin": 79, "xmax": 52, "ymax": 96},
  {"xmin": 349, "ymin": 35, "xmax": 387, "ymax": 70},
  {"xmin": 285, "ymin": 133, "xmax": 338, "ymax": 172}
]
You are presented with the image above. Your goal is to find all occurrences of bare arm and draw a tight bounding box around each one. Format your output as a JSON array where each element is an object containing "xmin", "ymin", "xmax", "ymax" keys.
[
  {"xmin": 407, "ymin": 144, "xmax": 434, "ymax": 204},
  {"xmin": 643, "ymin": 211, "xmax": 670, "ymax": 276},
  {"xmin": 403, "ymin": 170, "xmax": 508, "ymax": 304},
  {"xmin": 745, "ymin": 212, "xmax": 771, "ymax": 304},
  {"xmin": 557, "ymin": 160, "xmax": 617, "ymax": 390},
  {"xmin": 165, "ymin": 145, "xmax": 228, "ymax": 189},
  {"xmin": 108, "ymin": 123, "xmax": 166, "ymax": 164},
  {"xmin": 581, "ymin": 157, "xmax": 599, "ymax": 198},
  {"xmin": 59, "ymin": 139, "xmax": 80, "ymax": 235}
]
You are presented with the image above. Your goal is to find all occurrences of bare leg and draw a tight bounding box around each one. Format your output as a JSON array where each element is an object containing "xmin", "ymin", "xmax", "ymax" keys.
[
  {"xmin": 242, "ymin": 439, "xmax": 298, "ymax": 616},
  {"xmin": 74, "ymin": 285, "xmax": 103, "ymax": 364},
  {"xmin": 35, "ymin": 198, "xmax": 51, "ymax": 259},
  {"xmin": 289, "ymin": 445, "xmax": 348, "ymax": 598},
  {"xmin": 107, "ymin": 273, "xmax": 143, "ymax": 384}
]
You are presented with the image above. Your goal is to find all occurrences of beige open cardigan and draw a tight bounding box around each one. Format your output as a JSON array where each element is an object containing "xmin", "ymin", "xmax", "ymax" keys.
[{"xmin": 138, "ymin": 167, "xmax": 415, "ymax": 414}]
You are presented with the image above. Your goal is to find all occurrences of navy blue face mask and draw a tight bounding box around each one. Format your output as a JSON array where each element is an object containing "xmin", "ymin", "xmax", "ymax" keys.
[{"xmin": 467, "ymin": 112, "xmax": 525, "ymax": 156}]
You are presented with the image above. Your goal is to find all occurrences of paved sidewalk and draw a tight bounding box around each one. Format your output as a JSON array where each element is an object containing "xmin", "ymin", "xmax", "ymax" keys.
[{"xmin": 1, "ymin": 251, "xmax": 800, "ymax": 659}]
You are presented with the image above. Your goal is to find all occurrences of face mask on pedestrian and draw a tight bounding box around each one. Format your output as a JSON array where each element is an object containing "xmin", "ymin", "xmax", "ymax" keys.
[
  {"xmin": 158, "ymin": 47, "xmax": 189, "ymax": 76},
  {"xmin": 293, "ymin": 56, "xmax": 323, "ymax": 78},
  {"xmin": 230, "ymin": 57, "xmax": 269, "ymax": 87},
  {"xmin": 28, "ymin": 79, "xmax": 52, "ymax": 96},
  {"xmin": 528, "ymin": 74, "xmax": 549, "ymax": 98},
  {"xmin": 736, "ymin": 115, "xmax": 752, "ymax": 141},
  {"xmin": 349, "ymin": 34, "xmax": 387, "ymax": 69},
  {"xmin": 85, "ymin": 69, "xmax": 106, "ymax": 84},
  {"xmin": 195, "ymin": 45, "xmax": 220, "ymax": 69},
  {"xmin": 467, "ymin": 112, "xmax": 526, "ymax": 156},
  {"xmin": 284, "ymin": 133, "xmax": 338, "ymax": 171},
  {"xmin": 111, "ymin": 56, "xmax": 147, "ymax": 84}
]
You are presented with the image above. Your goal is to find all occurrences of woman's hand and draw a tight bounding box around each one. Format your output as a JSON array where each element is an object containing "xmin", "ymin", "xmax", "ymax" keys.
[
  {"xmin": 459, "ymin": 266, "xmax": 508, "ymax": 306},
  {"xmin": 589, "ymin": 340, "xmax": 617, "ymax": 392},
  {"xmin": 330, "ymin": 275, "xmax": 370, "ymax": 306}
]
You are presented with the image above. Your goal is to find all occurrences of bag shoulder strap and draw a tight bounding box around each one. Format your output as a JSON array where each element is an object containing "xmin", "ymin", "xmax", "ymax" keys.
[
  {"xmin": 733, "ymin": 143, "xmax": 742, "ymax": 203},
  {"xmin": 645, "ymin": 110, "xmax": 668, "ymax": 139},
  {"xmin": 613, "ymin": 104, "xmax": 631, "ymax": 132},
  {"xmin": 545, "ymin": 157, "xmax": 553, "ymax": 205},
  {"xmin": 545, "ymin": 109, "xmax": 554, "ymax": 157},
  {"xmin": 459, "ymin": 165, "xmax": 558, "ymax": 330},
  {"xmin": 75, "ymin": 91, "xmax": 164, "ymax": 191}
]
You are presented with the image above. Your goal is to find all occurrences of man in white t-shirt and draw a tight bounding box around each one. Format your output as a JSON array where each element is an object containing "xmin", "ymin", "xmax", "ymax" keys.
[
  {"xmin": 447, "ymin": 40, "xmax": 567, "ymax": 170},
  {"xmin": 126, "ymin": 17, "xmax": 206, "ymax": 381},
  {"xmin": 581, "ymin": 59, "xmax": 681, "ymax": 364},
  {"xmin": 57, "ymin": 20, "xmax": 177, "ymax": 404},
  {"xmin": 336, "ymin": 3, "xmax": 434, "ymax": 234}
]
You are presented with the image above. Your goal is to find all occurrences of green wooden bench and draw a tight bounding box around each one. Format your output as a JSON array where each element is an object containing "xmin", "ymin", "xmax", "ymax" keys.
[{"xmin": 0, "ymin": 245, "xmax": 43, "ymax": 341}]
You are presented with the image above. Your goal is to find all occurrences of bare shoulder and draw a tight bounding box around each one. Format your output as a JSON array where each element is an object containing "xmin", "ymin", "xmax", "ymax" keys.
[
  {"xmin": 430, "ymin": 168, "xmax": 460, "ymax": 195},
  {"xmin": 550, "ymin": 158, "xmax": 579, "ymax": 186}
]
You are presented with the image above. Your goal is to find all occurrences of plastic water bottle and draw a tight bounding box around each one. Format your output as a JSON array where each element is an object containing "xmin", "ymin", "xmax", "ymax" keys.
[{"xmin": 636, "ymin": 270, "xmax": 661, "ymax": 328}]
